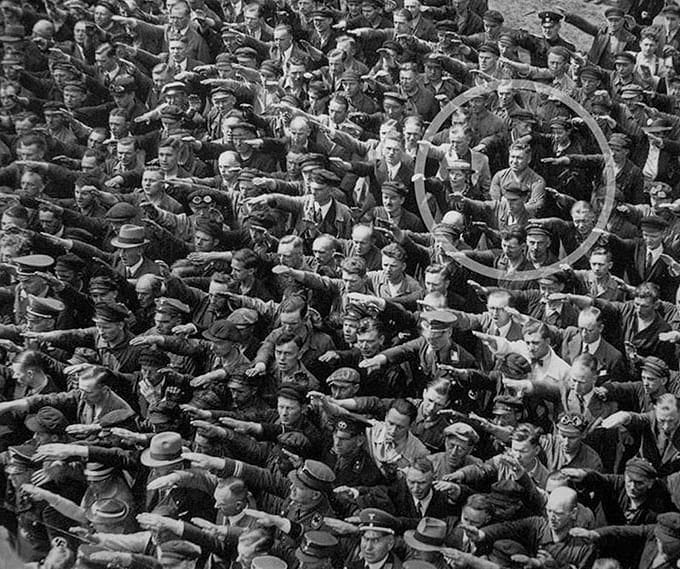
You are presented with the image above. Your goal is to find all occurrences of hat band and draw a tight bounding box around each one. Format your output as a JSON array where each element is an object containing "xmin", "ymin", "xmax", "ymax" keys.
[
  {"xmin": 149, "ymin": 450, "xmax": 182, "ymax": 462},
  {"xmin": 114, "ymin": 236, "xmax": 145, "ymax": 245},
  {"xmin": 413, "ymin": 530, "xmax": 444, "ymax": 546}
]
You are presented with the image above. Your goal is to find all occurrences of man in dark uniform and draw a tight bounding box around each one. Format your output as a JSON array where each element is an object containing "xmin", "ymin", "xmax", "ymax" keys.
[
  {"xmin": 513, "ymin": 11, "xmax": 576, "ymax": 68},
  {"xmin": 324, "ymin": 417, "xmax": 385, "ymax": 487},
  {"xmin": 343, "ymin": 509, "xmax": 402, "ymax": 569},
  {"xmin": 359, "ymin": 311, "xmax": 478, "ymax": 392}
]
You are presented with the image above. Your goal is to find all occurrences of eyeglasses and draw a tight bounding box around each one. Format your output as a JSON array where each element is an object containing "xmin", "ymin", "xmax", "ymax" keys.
[
  {"xmin": 191, "ymin": 195, "xmax": 213, "ymax": 205},
  {"xmin": 558, "ymin": 414, "xmax": 585, "ymax": 428}
]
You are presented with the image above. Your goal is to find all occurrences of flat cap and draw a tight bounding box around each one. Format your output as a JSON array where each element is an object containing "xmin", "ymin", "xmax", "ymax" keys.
[
  {"xmin": 443, "ymin": 422, "xmax": 479, "ymax": 445},
  {"xmin": 202, "ymin": 319, "xmax": 241, "ymax": 342},
  {"xmin": 228, "ymin": 308, "xmax": 258, "ymax": 326},
  {"xmin": 138, "ymin": 348, "xmax": 171, "ymax": 368},
  {"xmin": 381, "ymin": 180, "xmax": 408, "ymax": 197},
  {"xmin": 55, "ymin": 253, "xmax": 85, "ymax": 273},
  {"xmin": 608, "ymin": 133, "xmax": 631, "ymax": 148},
  {"xmin": 497, "ymin": 353, "xmax": 532, "ymax": 379},
  {"xmin": 24, "ymin": 406, "xmax": 68, "ymax": 434},
  {"xmin": 327, "ymin": 367, "xmax": 361, "ymax": 386},
  {"xmin": 88, "ymin": 275, "xmax": 118, "ymax": 294},
  {"xmin": 105, "ymin": 202, "xmax": 137, "ymax": 221},
  {"xmin": 482, "ymin": 9, "xmax": 504, "ymax": 23},
  {"xmin": 641, "ymin": 356, "xmax": 670, "ymax": 378},
  {"xmin": 277, "ymin": 431, "xmax": 312, "ymax": 456},
  {"xmin": 383, "ymin": 91, "xmax": 407, "ymax": 105},
  {"xmin": 625, "ymin": 457, "xmax": 658, "ymax": 479},
  {"xmin": 278, "ymin": 382, "xmax": 307, "ymax": 404}
]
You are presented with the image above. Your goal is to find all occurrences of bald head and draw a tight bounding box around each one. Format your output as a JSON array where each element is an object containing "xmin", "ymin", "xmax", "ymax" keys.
[{"xmin": 547, "ymin": 486, "xmax": 577, "ymax": 517}]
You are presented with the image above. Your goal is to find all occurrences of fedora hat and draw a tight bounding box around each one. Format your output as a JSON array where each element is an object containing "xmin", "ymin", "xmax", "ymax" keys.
[
  {"xmin": 110, "ymin": 224, "xmax": 149, "ymax": 249},
  {"xmin": 404, "ymin": 518, "xmax": 447, "ymax": 551},
  {"xmin": 141, "ymin": 432, "xmax": 187, "ymax": 467}
]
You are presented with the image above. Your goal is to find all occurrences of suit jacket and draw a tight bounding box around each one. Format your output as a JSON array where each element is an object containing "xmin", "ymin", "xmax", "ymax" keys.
[
  {"xmin": 564, "ymin": 13, "xmax": 638, "ymax": 69},
  {"xmin": 609, "ymin": 237, "xmax": 680, "ymax": 301},
  {"xmin": 113, "ymin": 256, "xmax": 162, "ymax": 280},
  {"xmin": 560, "ymin": 331, "xmax": 627, "ymax": 382},
  {"xmin": 628, "ymin": 411, "xmax": 680, "ymax": 475},
  {"xmin": 560, "ymin": 389, "xmax": 618, "ymax": 424}
]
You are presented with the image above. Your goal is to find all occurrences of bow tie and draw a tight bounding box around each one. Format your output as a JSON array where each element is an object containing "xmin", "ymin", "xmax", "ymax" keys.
[{"xmin": 531, "ymin": 358, "xmax": 544, "ymax": 366}]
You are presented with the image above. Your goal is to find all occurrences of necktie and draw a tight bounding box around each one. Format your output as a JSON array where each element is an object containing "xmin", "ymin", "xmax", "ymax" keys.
[
  {"xmin": 658, "ymin": 432, "xmax": 669, "ymax": 457},
  {"xmin": 583, "ymin": 344, "xmax": 590, "ymax": 354},
  {"xmin": 417, "ymin": 500, "xmax": 424, "ymax": 516},
  {"xmin": 576, "ymin": 394, "xmax": 585, "ymax": 414},
  {"xmin": 646, "ymin": 251, "xmax": 654, "ymax": 272}
]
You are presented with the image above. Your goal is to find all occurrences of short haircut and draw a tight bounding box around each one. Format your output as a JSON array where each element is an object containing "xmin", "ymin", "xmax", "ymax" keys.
[
  {"xmin": 280, "ymin": 295, "xmax": 308, "ymax": 318},
  {"xmin": 274, "ymin": 331, "xmax": 303, "ymax": 349},
  {"xmin": 410, "ymin": 456, "xmax": 434, "ymax": 474},
  {"xmin": 635, "ymin": 282, "xmax": 660, "ymax": 301},
  {"xmin": 389, "ymin": 398, "xmax": 418, "ymax": 423},
  {"xmin": 232, "ymin": 248, "xmax": 258, "ymax": 270},
  {"xmin": 381, "ymin": 242, "xmax": 407, "ymax": 263},
  {"xmin": 572, "ymin": 352, "xmax": 599, "ymax": 374},
  {"xmin": 511, "ymin": 423, "xmax": 541, "ymax": 445},
  {"xmin": 464, "ymin": 494, "xmax": 492, "ymax": 514},
  {"xmin": 522, "ymin": 320, "xmax": 550, "ymax": 339},
  {"xmin": 340, "ymin": 256, "xmax": 367, "ymax": 276},
  {"xmin": 500, "ymin": 225, "xmax": 526, "ymax": 243},
  {"xmin": 356, "ymin": 317, "xmax": 384, "ymax": 336}
]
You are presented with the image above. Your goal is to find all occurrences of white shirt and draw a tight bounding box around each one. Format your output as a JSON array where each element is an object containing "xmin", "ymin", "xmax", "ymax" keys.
[
  {"xmin": 387, "ymin": 162, "xmax": 401, "ymax": 180},
  {"xmin": 496, "ymin": 320, "xmax": 512, "ymax": 338},
  {"xmin": 646, "ymin": 245, "xmax": 663, "ymax": 268},
  {"xmin": 582, "ymin": 337, "xmax": 601, "ymax": 355},
  {"xmin": 317, "ymin": 200, "xmax": 332, "ymax": 220},
  {"xmin": 495, "ymin": 339, "xmax": 571, "ymax": 385},
  {"xmin": 643, "ymin": 144, "xmax": 661, "ymax": 180},
  {"xmin": 413, "ymin": 489, "xmax": 434, "ymax": 516},
  {"xmin": 126, "ymin": 257, "xmax": 144, "ymax": 278}
]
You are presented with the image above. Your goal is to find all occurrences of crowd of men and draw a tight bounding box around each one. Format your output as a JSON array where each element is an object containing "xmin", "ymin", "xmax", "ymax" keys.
[{"xmin": 6, "ymin": 0, "xmax": 680, "ymax": 568}]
